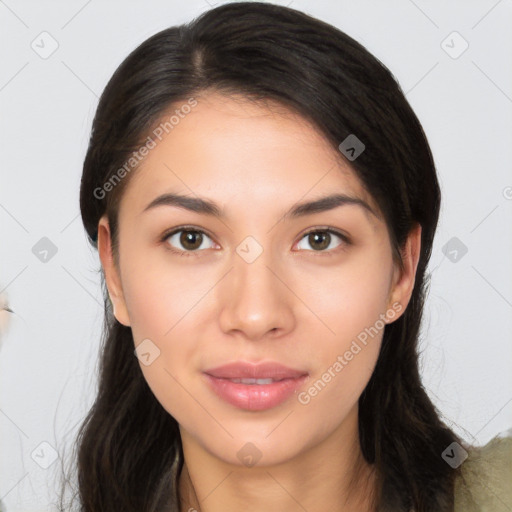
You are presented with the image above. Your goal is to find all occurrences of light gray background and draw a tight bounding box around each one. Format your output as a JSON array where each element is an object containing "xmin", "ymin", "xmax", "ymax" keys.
[{"xmin": 1, "ymin": 0, "xmax": 511, "ymax": 510}]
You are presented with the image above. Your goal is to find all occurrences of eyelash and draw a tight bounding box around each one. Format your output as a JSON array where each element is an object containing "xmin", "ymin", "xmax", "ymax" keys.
[{"xmin": 159, "ymin": 225, "xmax": 351, "ymax": 258}]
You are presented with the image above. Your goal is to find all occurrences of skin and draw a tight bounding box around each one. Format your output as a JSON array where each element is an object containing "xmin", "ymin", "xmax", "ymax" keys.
[{"xmin": 98, "ymin": 92, "xmax": 421, "ymax": 512}]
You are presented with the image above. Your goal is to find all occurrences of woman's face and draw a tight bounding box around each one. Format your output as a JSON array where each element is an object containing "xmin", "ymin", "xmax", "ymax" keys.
[{"xmin": 99, "ymin": 92, "xmax": 419, "ymax": 467}]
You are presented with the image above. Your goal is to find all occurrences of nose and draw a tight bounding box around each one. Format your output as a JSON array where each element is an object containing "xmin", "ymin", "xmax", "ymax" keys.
[{"xmin": 217, "ymin": 247, "xmax": 296, "ymax": 342}]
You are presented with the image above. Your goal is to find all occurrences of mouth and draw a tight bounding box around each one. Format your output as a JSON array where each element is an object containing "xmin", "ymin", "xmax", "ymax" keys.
[{"xmin": 203, "ymin": 361, "xmax": 309, "ymax": 411}]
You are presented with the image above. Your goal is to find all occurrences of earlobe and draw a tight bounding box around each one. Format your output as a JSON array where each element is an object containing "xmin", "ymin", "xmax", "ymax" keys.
[
  {"xmin": 97, "ymin": 215, "xmax": 131, "ymax": 327},
  {"xmin": 386, "ymin": 223, "xmax": 422, "ymax": 322}
]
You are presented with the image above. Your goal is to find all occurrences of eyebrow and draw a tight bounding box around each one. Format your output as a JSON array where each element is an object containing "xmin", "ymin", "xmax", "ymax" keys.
[{"xmin": 142, "ymin": 192, "xmax": 379, "ymax": 221}]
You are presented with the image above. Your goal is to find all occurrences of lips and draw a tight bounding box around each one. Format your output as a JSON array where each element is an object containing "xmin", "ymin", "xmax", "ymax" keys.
[
  {"xmin": 204, "ymin": 361, "xmax": 308, "ymax": 380},
  {"xmin": 203, "ymin": 361, "xmax": 309, "ymax": 411}
]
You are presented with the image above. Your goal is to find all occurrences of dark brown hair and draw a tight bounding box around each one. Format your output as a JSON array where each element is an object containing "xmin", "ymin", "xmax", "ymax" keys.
[{"xmin": 60, "ymin": 2, "xmax": 463, "ymax": 510}]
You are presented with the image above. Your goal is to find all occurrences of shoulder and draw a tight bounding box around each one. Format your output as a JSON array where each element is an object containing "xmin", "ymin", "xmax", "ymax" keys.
[{"xmin": 454, "ymin": 431, "xmax": 512, "ymax": 512}]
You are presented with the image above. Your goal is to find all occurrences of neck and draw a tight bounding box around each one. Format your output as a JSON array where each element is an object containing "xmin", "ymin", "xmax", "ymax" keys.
[{"xmin": 177, "ymin": 406, "xmax": 378, "ymax": 512}]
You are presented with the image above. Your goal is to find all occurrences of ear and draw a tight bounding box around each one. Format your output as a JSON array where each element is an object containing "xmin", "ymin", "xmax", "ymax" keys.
[
  {"xmin": 385, "ymin": 222, "xmax": 422, "ymax": 323},
  {"xmin": 97, "ymin": 215, "xmax": 131, "ymax": 326}
]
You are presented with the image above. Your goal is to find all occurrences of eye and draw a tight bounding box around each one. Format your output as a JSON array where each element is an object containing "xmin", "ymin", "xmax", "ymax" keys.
[
  {"xmin": 160, "ymin": 226, "xmax": 351, "ymax": 258},
  {"xmin": 161, "ymin": 227, "xmax": 216, "ymax": 257},
  {"xmin": 295, "ymin": 228, "xmax": 350, "ymax": 254}
]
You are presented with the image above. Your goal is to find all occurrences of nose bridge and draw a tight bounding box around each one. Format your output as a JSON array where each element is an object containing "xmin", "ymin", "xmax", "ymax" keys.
[{"xmin": 218, "ymin": 237, "xmax": 294, "ymax": 339}]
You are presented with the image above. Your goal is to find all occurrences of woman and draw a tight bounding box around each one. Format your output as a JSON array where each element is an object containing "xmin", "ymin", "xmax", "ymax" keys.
[{"xmin": 62, "ymin": 2, "xmax": 511, "ymax": 511}]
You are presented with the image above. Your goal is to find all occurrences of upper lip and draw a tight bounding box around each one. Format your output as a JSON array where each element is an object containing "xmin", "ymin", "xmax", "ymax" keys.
[{"xmin": 204, "ymin": 361, "xmax": 308, "ymax": 380}]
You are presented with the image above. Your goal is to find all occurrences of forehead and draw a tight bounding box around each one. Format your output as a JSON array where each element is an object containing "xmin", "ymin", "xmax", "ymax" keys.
[{"xmin": 119, "ymin": 93, "xmax": 381, "ymax": 227}]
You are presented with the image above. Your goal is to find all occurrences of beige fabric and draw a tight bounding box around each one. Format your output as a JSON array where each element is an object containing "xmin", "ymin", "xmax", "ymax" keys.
[{"xmin": 454, "ymin": 434, "xmax": 512, "ymax": 512}]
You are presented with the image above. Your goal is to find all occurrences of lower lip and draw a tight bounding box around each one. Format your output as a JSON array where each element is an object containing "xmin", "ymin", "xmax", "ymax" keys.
[{"xmin": 203, "ymin": 374, "xmax": 308, "ymax": 411}]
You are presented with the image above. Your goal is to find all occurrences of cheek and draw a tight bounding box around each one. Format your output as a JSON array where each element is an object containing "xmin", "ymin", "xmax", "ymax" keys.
[
  {"xmin": 293, "ymin": 337, "xmax": 380, "ymax": 453},
  {"xmin": 304, "ymin": 241, "xmax": 394, "ymax": 346},
  {"xmin": 295, "ymin": 243, "xmax": 392, "ymax": 406},
  {"xmin": 119, "ymin": 248, "xmax": 214, "ymax": 421},
  {"xmin": 120, "ymin": 241, "xmax": 213, "ymax": 340},
  {"xmin": 126, "ymin": 278, "xmax": 206, "ymax": 426}
]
